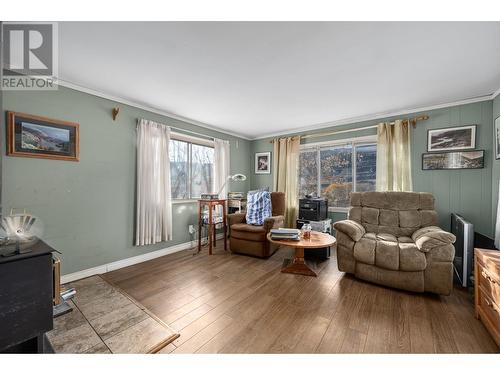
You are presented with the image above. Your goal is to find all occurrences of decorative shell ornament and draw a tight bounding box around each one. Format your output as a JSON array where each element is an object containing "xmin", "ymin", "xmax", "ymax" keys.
[{"xmin": 0, "ymin": 209, "xmax": 43, "ymax": 256}]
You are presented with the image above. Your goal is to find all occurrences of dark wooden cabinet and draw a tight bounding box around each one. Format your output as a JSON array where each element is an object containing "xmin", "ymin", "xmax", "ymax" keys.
[{"xmin": 0, "ymin": 241, "xmax": 55, "ymax": 353}]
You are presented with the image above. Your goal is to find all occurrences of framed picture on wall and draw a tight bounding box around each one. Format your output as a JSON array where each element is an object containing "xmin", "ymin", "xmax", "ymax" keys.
[
  {"xmin": 427, "ymin": 125, "xmax": 476, "ymax": 152},
  {"xmin": 7, "ymin": 111, "xmax": 80, "ymax": 161},
  {"xmin": 495, "ymin": 116, "xmax": 500, "ymax": 160},
  {"xmin": 422, "ymin": 150, "xmax": 484, "ymax": 170},
  {"xmin": 255, "ymin": 152, "xmax": 271, "ymax": 174}
]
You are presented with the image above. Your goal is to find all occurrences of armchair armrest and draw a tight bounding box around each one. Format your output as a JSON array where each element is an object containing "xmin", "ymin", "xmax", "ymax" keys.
[
  {"xmin": 227, "ymin": 213, "xmax": 246, "ymax": 226},
  {"xmin": 411, "ymin": 226, "xmax": 456, "ymax": 252},
  {"xmin": 263, "ymin": 215, "xmax": 285, "ymax": 232},
  {"xmin": 333, "ymin": 220, "xmax": 365, "ymax": 242}
]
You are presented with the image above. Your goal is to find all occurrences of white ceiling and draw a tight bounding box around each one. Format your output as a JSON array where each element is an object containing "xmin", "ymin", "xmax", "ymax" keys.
[{"xmin": 58, "ymin": 22, "xmax": 500, "ymax": 139}]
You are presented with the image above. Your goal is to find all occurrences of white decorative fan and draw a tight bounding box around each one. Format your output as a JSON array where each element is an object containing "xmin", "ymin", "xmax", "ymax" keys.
[{"xmin": 0, "ymin": 209, "xmax": 43, "ymax": 255}]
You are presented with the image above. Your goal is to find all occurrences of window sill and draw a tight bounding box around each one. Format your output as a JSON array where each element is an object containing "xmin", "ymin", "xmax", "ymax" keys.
[
  {"xmin": 328, "ymin": 207, "xmax": 349, "ymax": 213},
  {"xmin": 172, "ymin": 199, "xmax": 199, "ymax": 204}
]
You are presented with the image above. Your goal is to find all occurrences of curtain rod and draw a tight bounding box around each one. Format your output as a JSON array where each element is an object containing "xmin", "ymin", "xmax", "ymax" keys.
[
  {"xmin": 137, "ymin": 118, "xmax": 215, "ymax": 141},
  {"xmin": 270, "ymin": 115, "xmax": 429, "ymax": 143}
]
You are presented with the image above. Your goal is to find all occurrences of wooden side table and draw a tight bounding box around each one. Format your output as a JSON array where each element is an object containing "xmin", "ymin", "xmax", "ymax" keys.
[
  {"xmin": 197, "ymin": 199, "xmax": 228, "ymax": 255},
  {"xmin": 474, "ymin": 248, "xmax": 500, "ymax": 348}
]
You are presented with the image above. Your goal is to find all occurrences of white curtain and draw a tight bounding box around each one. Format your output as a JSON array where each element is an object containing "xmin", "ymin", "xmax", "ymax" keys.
[
  {"xmin": 214, "ymin": 139, "xmax": 231, "ymax": 197},
  {"xmin": 273, "ymin": 136, "xmax": 301, "ymax": 227},
  {"xmin": 376, "ymin": 119, "xmax": 413, "ymax": 192},
  {"xmin": 135, "ymin": 119, "xmax": 172, "ymax": 246}
]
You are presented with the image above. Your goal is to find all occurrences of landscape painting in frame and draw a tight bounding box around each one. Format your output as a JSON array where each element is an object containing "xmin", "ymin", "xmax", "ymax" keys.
[
  {"xmin": 255, "ymin": 152, "xmax": 271, "ymax": 174},
  {"xmin": 422, "ymin": 150, "xmax": 484, "ymax": 170},
  {"xmin": 427, "ymin": 125, "xmax": 476, "ymax": 152},
  {"xmin": 7, "ymin": 112, "xmax": 79, "ymax": 161}
]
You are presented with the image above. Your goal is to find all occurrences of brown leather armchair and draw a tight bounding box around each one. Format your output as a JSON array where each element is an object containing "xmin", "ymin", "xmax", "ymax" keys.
[{"xmin": 228, "ymin": 192, "xmax": 285, "ymax": 258}]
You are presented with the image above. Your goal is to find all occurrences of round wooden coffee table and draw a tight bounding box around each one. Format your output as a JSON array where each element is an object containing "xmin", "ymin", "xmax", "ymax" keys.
[{"xmin": 267, "ymin": 231, "xmax": 336, "ymax": 277}]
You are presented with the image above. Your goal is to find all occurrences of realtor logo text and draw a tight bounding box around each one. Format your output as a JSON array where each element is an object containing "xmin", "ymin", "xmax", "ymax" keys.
[{"xmin": 1, "ymin": 22, "xmax": 58, "ymax": 90}]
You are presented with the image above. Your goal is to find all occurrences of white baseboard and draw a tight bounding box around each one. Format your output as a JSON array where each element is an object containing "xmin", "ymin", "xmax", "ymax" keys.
[{"xmin": 61, "ymin": 233, "xmax": 225, "ymax": 284}]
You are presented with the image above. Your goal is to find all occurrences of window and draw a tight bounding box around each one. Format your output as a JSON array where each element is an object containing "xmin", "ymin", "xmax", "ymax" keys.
[
  {"xmin": 298, "ymin": 137, "xmax": 377, "ymax": 210},
  {"xmin": 320, "ymin": 144, "xmax": 353, "ymax": 208},
  {"xmin": 298, "ymin": 148, "xmax": 318, "ymax": 199},
  {"xmin": 170, "ymin": 139, "xmax": 189, "ymax": 199},
  {"xmin": 355, "ymin": 144, "xmax": 377, "ymax": 192},
  {"xmin": 169, "ymin": 135, "xmax": 214, "ymax": 199}
]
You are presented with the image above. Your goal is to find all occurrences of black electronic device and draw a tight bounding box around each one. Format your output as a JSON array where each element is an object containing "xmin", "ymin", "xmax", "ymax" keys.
[
  {"xmin": 299, "ymin": 198, "xmax": 328, "ymax": 221},
  {"xmin": 451, "ymin": 213, "xmax": 474, "ymax": 288}
]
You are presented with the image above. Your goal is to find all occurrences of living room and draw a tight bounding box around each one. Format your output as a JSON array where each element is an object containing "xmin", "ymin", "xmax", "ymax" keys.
[{"xmin": 1, "ymin": 2, "xmax": 500, "ymax": 373}]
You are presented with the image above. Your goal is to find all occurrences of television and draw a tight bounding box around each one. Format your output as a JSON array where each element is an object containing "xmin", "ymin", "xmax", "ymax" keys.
[{"xmin": 450, "ymin": 213, "xmax": 474, "ymax": 288}]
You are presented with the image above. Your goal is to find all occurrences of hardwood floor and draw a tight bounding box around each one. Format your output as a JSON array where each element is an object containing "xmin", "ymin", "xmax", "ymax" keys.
[{"xmin": 103, "ymin": 244, "xmax": 499, "ymax": 354}]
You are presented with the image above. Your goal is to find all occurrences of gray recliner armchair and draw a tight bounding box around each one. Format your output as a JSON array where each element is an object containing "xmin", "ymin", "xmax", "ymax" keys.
[{"xmin": 333, "ymin": 192, "xmax": 456, "ymax": 295}]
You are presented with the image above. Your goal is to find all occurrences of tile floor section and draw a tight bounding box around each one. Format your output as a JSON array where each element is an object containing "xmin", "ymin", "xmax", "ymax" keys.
[{"xmin": 47, "ymin": 275, "xmax": 178, "ymax": 353}]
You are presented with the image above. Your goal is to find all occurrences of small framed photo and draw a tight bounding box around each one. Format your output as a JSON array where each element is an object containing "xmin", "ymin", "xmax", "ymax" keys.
[
  {"xmin": 427, "ymin": 125, "xmax": 476, "ymax": 152},
  {"xmin": 422, "ymin": 150, "xmax": 484, "ymax": 170},
  {"xmin": 495, "ymin": 116, "xmax": 500, "ymax": 160},
  {"xmin": 7, "ymin": 111, "xmax": 79, "ymax": 161},
  {"xmin": 255, "ymin": 152, "xmax": 271, "ymax": 174}
]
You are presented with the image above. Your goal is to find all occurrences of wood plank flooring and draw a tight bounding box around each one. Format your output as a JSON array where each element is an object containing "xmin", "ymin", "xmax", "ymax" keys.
[{"xmin": 103, "ymin": 244, "xmax": 499, "ymax": 354}]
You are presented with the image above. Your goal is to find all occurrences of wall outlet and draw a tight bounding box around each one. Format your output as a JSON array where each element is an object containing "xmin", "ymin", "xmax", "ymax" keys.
[{"xmin": 188, "ymin": 225, "xmax": 195, "ymax": 234}]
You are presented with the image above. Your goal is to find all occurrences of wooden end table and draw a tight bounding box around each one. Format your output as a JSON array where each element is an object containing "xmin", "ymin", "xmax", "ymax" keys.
[
  {"xmin": 197, "ymin": 199, "xmax": 228, "ymax": 255},
  {"xmin": 267, "ymin": 231, "xmax": 336, "ymax": 277}
]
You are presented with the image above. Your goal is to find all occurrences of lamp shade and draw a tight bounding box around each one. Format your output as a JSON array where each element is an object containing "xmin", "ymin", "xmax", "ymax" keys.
[
  {"xmin": 230, "ymin": 174, "xmax": 247, "ymax": 182},
  {"xmin": 217, "ymin": 173, "xmax": 247, "ymax": 196}
]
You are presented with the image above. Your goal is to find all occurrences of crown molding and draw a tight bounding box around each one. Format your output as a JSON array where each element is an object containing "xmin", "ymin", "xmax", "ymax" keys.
[
  {"xmin": 493, "ymin": 87, "xmax": 500, "ymax": 100},
  {"xmin": 253, "ymin": 94, "xmax": 495, "ymax": 140},
  {"xmin": 54, "ymin": 78, "xmax": 499, "ymax": 141},
  {"xmin": 56, "ymin": 79, "xmax": 252, "ymax": 141}
]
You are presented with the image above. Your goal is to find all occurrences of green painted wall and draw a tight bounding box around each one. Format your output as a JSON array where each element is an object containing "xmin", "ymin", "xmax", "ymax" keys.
[
  {"xmin": 492, "ymin": 94, "xmax": 500, "ymax": 232},
  {"xmin": 251, "ymin": 101, "xmax": 494, "ymax": 237},
  {"xmin": 2, "ymin": 86, "xmax": 251, "ymax": 275},
  {"xmin": 2, "ymin": 83, "xmax": 496, "ymax": 275}
]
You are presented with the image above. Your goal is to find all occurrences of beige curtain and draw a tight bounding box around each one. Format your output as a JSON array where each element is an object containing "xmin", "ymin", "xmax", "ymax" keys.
[
  {"xmin": 376, "ymin": 119, "xmax": 413, "ymax": 192},
  {"xmin": 273, "ymin": 136, "xmax": 301, "ymax": 227}
]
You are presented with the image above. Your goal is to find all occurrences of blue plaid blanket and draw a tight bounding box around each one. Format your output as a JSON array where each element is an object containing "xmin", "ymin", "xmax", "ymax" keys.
[{"xmin": 246, "ymin": 190, "xmax": 272, "ymax": 225}]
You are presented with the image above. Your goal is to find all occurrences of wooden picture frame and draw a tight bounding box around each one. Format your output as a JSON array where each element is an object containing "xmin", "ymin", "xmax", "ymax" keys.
[
  {"xmin": 255, "ymin": 152, "xmax": 271, "ymax": 174},
  {"xmin": 495, "ymin": 116, "xmax": 500, "ymax": 160},
  {"xmin": 422, "ymin": 150, "xmax": 484, "ymax": 170},
  {"xmin": 427, "ymin": 125, "xmax": 476, "ymax": 152},
  {"xmin": 7, "ymin": 111, "xmax": 80, "ymax": 161}
]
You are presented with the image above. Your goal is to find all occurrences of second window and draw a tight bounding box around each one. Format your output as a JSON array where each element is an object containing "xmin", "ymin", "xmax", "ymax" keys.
[{"xmin": 298, "ymin": 137, "xmax": 377, "ymax": 210}]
